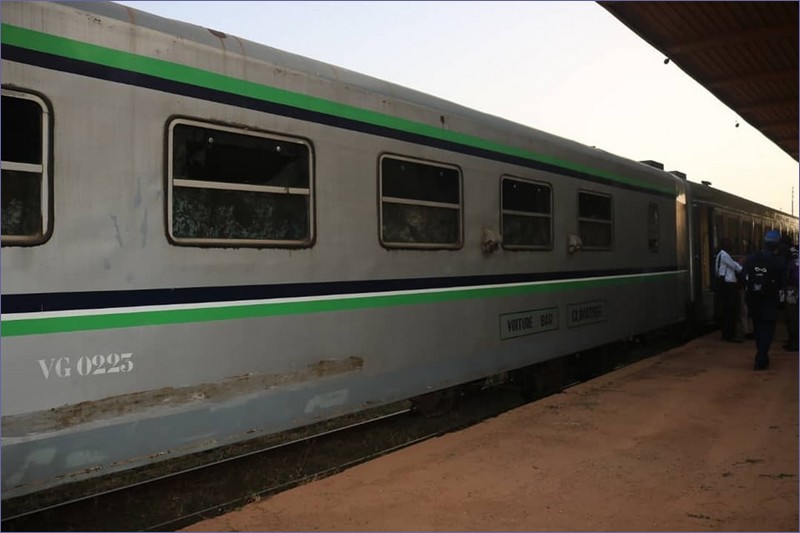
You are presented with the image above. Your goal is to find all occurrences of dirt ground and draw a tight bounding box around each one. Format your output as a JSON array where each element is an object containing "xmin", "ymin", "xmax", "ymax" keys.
[{"xmin": 183, "ymin": 332, "xmax": 798, "ymax": 532}]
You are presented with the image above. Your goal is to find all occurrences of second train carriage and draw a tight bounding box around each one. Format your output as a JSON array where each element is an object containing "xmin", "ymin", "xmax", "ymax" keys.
[
  {"xmin": 686, "ymin": 181, "xmax": 798, "ymax": 324},
  {"xmin": 0, "ymin": 1, "xmax": 792, "ymax": 500}
]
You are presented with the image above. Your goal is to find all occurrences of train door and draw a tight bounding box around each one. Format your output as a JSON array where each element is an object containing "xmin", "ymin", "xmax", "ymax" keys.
[{"xmin": 692, "ymin": 204, "xmax": 716, "ymax": 324}]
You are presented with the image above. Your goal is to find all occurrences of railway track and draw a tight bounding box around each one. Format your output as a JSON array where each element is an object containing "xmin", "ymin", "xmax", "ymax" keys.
[
  {"xmin": 1, "ymin": 386, "xmax": 530, "ymax": 532},
  {"xmin": 2, "ymin": 330, "xmax": 689, "ymax": 532}
]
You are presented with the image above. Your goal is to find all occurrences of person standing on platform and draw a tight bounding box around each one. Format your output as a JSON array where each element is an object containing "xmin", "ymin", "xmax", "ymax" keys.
[
  {"xmin": 744, "ymin": 230, "xmax": 786, "ymax": 370},
  {"xmin": 715, "ymin": 238, "xmax": 743, "ymax": 342}
]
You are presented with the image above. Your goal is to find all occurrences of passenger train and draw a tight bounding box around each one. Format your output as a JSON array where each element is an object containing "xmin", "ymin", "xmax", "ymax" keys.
[{"xmin": 2, "ymin": 1, "xmax": 797, "ymax": 499}]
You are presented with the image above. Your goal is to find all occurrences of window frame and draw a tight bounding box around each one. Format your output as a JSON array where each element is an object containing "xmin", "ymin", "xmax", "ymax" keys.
[
  {"xmin": 577, "ymin": 189, "xmax": 614, "ymax": 251},
  {"xmin": 166, "ymin": 117, "xmax": 315, "ymax": 248},
  {"xmin": 1, "ymin": 87, "xmax": 52, "ymax": 246},
  {"xmin": 500, "ymin": 175, "xmax": 553, "ymax": 251},
  {"xmin": 378, "ymin": 153, "xmax": 463, "ymax": 250}
]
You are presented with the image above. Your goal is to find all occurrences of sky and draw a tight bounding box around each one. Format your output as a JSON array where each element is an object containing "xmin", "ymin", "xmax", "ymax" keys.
[{"xmin": 116, "ymin": 1, "xmax": 799, "ymax": 216}]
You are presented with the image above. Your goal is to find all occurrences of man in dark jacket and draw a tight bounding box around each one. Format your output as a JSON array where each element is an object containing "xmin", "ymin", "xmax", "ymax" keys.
[{"xmin": 744, "ymin": 230, "xmax": 786, "ymax": 370}]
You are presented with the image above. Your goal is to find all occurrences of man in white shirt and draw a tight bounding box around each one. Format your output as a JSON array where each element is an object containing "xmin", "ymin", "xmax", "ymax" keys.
[{"xmin": 716, "ymin": 238, "xmax": 743, "ymax": 342}]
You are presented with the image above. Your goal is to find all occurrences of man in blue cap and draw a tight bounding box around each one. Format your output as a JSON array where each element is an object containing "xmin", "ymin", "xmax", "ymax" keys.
[{"xmin": 743, "ymin": 230, "xmax": 786, "ymax": 370}]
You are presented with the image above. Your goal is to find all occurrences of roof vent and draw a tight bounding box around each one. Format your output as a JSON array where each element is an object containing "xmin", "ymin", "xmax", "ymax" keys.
[
  {"xmin": 640, "ymin": 160, "xmax": 664, "ymax": 170},
  {"xmin": 701, "ymin": 180, "xmax": 712, "ymax": 187},
  {"xmin": 669, "ymin": 170, "xmax": 687, "ymax": 180}
]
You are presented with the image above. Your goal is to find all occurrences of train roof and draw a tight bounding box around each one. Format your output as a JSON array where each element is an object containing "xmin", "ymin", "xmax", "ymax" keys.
[
  {"xmin": 686, "ymin": 180, "xmax": 796, "ymax": 222},
  {"xmin": 34, "ymin": 1, "xmax": 683, "ymax": 194},
  {"xmin": 76, "ymin": 1, "xmax": 574, "ymax": 138},
  {"xmin": 11, "ymin": 0, "xmax": 686, "ymax": 197}
]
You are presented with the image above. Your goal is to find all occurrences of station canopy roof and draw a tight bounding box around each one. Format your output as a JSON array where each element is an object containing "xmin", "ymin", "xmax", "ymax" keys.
[{"xmin": 599, "ymin": 1, "xmax": 798, "ymax": 162}]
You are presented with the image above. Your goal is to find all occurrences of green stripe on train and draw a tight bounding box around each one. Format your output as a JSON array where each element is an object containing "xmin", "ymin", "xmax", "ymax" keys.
[
  {"xmin": 1, "ymin": 23, "xmax": 674, "ymax": 195},
  {"xmin": 1, "ymin": 273, "xmax": 681, "ymax": 337}
]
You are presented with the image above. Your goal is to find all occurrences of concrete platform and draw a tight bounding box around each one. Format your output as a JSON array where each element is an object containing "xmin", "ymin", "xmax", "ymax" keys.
[{"xmin": 183, "ymin": 331, "xmax": 799, "ymax": 532}]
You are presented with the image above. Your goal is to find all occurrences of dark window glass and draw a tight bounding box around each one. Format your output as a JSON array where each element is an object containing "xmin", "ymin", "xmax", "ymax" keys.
[
  {"xmin": 579, "ymin": 221, "xmax": 613, "ymax": 248},
  {"xmin": 578, "ymin": 191, "xmax": 612, "ymax": 249},
  {"xmin": 578, "ymin": 192, "xmax": 612, "ymax": 221},
  {"xmin": 503, "ymin": 214, "xmax": 551, "ymax": 247},
  {"xmin": 1, "ymin": 169, "xmax": 42, "ymax": 236},
  {"xmin": 380, "ymin": 156, "xmax": 461, "ymax": 247},
  {"xmin": 172, "ymin": 124, "xmax": 309, "ymax": 188},
  {"xmin": 1, "ymin": 91, "xmax": 48, "ymax": 245},
  {"xmin": 381, "ymin": 157, "xmax": 460, "ymax": 204},
  {"xmin": 169, "ymin": 121, "xmax": 312, "ymax": 246},
  {"xmin": 382, "ymin": 203, "xmax": 459, "ymax": 244},
  {"xmin": 173, "ymin": 188, "xmax": 308, "ymax": 241},
  {"xmin": 501, "ymin": 177, "xmax": 552, "ymax": 248},
  {"xmin": 2, "ymin": 95, "xmax": 42, "ymax": 165},
  {"xmin": 502, "ymin": 179, "xmax": 550, "ymax": 214}
]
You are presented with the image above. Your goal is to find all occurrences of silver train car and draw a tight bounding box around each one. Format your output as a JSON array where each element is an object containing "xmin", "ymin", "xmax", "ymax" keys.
[{"xmin": 1, "ymin": 2, "xmax": 795, "ymax": 499}]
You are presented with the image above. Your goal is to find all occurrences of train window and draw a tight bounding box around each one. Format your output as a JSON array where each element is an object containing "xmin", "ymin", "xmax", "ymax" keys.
[
  {"xmin": 168, "ymin": 119, "xmax": 313, "ymax": 247},
  {"xmin": 1, "ymin": 89, "xmax": 50, "ymax": 245},
  {"xmin": 379, "ymin": 155, "xmax": 461, "ymax": 248},
  {"xmin": 647, "ymin": 203, "xmax": 659, "ymax": 252},
  {"xmin": 578, "ymin": 191, "xmax": 613, "ymax": 249},
  {"xmin": 500, "ymin": 177, "xmax": 552, "ymax": 249}
]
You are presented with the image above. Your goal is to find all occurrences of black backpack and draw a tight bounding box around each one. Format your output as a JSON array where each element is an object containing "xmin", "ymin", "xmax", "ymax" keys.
[{"xmin": 744, "ymin": 253, "xmax": 777, "ymax": 297}]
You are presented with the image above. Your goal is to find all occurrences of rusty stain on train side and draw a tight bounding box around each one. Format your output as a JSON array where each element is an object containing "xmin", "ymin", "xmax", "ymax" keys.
[{"xmin": 2, "ymin": 357, "xmax": 364, "ymax": 437}]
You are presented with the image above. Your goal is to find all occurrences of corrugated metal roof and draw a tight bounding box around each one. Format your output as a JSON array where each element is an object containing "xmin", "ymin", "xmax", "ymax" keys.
[{"xmin": 599, "ymin": 1, "xmax": 798, "ymax": 161}]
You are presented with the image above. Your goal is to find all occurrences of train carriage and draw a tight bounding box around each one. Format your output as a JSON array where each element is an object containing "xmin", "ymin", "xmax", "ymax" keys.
[
  {"xmin": 686, "ymin": 181, "xmax": 798, "ymax": 324},
  {"xmin": 0, "ymin": 1, "xmax": 791, "ymax": 500}
]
